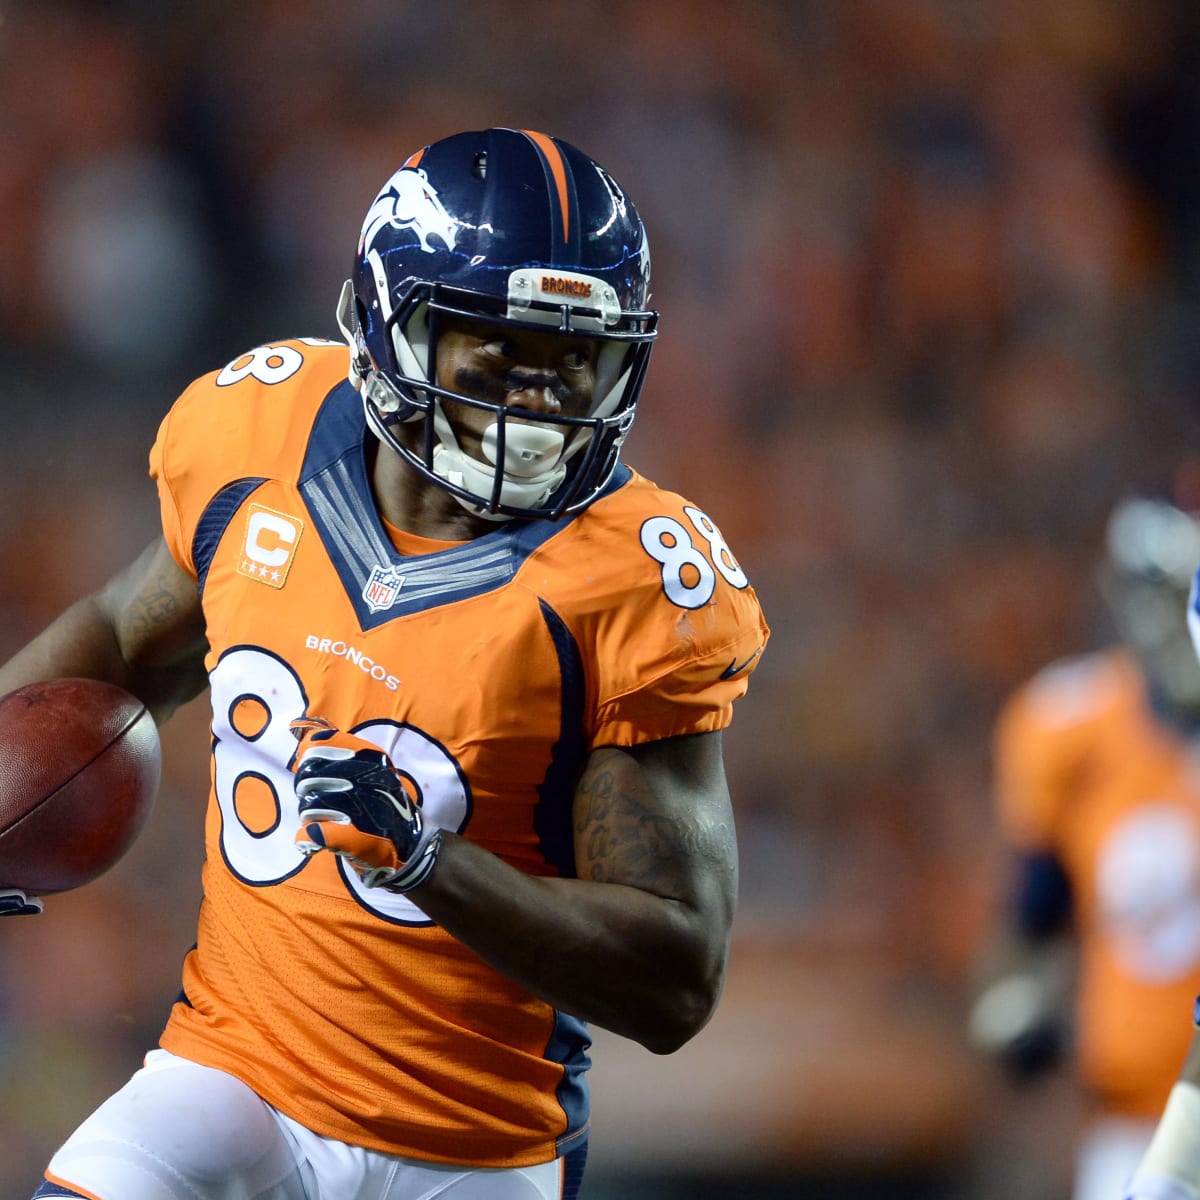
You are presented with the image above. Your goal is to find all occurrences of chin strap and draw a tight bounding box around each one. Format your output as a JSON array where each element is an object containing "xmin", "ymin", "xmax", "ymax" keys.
[
  {"xmin": 430, "ymin": 418, "xmax": 568, "ymax": 519},
  {"xmin": 337, "ymin": 280, "xmax": 372, "ymax": 389}
]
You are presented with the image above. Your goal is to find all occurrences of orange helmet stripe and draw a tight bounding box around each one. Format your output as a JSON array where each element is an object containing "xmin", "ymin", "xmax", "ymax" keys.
[
  {"xmin": 403, "ymin": 147, "xmax": 426, "ymax": 169},
  {"xmin": 521, "ymin": 129, "xmax": 571, "ymax": 244}
]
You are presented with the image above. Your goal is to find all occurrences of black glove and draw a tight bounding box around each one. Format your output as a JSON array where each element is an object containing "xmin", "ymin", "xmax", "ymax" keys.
[{"xmin": 290, "ymin": 718, "xmax": 442, "ymax": 892}]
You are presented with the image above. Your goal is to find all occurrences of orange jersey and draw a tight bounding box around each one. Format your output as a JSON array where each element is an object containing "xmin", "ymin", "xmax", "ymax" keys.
[
  {"xmin": 994, "ymin": 649, "xmax": 1200, "ymax": 1117},
  {"xmin": 147, "ymin": 337, "xmax": 768, "ymax": 1166}
]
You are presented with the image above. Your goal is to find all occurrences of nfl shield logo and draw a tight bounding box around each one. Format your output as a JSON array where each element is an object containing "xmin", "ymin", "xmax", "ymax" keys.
[{"xmin": 362, "ymin": 564, "xmax": 405, "ymax": 613}]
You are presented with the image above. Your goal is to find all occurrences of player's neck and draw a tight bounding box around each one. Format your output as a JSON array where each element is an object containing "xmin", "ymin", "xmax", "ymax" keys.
[{"xmin": 370, "ymin": 439, "xmax": 494, "ymax": 542}]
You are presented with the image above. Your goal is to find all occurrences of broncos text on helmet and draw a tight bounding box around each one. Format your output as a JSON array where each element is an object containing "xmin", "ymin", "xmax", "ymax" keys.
[{"xmin": 337, "ymin": 128, "xmax": 658, "ymax": 521}]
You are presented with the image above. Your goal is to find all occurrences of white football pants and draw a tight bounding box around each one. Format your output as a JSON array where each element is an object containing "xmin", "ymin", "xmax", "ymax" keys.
[
  {"xmin": 1074, "ymin": 1114, "xmax": 1159, "ymax": 1200},
  {"xmin": 41, "ymin": 1049, "xmax": 566, "ymax": 1200}
]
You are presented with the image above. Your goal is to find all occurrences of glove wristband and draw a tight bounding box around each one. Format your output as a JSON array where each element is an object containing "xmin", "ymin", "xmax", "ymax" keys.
[{"xmin": 367, "ymin": 827, "xmax": 443, "ymax": 894}]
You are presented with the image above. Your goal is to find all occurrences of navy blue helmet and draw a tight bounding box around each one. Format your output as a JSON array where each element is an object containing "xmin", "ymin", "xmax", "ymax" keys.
[{"xmin": 337, "ymin": 128, "xmax": 658, "ymax": 520}]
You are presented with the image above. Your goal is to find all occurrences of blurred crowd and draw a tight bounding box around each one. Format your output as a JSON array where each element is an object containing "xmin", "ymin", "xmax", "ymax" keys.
[{"xmin": 4, "ymin": 1, "xmax": 1200, "ymax": 1195}]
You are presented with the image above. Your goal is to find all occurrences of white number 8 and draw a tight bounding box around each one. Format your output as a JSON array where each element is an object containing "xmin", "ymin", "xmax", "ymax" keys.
[
  {"xmin": 215, "ymin": 339, "xmax": 338, "ymax": 387},
  {"xmin": 209, "ymin": 646, "xmax": 469, "ymax": 924},
  {"xmin": 640, "ymin": 508, "xmax": 749, "ymax": 608}
]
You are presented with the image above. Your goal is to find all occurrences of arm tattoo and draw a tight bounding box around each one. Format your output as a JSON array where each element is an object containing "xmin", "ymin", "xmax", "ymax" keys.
[
  {"xmin": 576, "ymin": 758, "xmax": 734, "ymax": 892},
  {"xmin": 119, "ymin": 562, "xmax": 206, "ymax": 677},
  {"xmin": 125, "ymin": 572, "xmax": 183, "ymax": 641}
]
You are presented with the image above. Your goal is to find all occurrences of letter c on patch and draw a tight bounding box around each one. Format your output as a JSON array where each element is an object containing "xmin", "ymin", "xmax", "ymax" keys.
[{"xmin": 246, "ymin": 511, "xmax": 298, "ymax": 567}]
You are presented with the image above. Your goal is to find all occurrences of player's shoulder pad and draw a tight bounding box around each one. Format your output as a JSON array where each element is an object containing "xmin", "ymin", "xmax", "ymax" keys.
[
  {"xmin": 543, "ymin": 468, "xmax": 769, "ymax": 684},
  {"xmin": 154, "ymin": 337, "xmax": 349, "ymax": 482},
  {"xmin": 563, "ymin": 469, "xmax": 758, "ymax": 601},
  {"xmin": 151, "ymin": 338, "xmax": 351, "ymax": 576},
  {"xmin": 183, "ymin": 337, "xmax": 348, "ymax": 417}
]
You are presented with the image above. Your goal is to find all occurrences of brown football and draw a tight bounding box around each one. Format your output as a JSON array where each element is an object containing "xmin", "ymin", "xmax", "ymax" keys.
[{"xmin": 0, "ymin": 678, "xmax": 161, "ymax": 894}]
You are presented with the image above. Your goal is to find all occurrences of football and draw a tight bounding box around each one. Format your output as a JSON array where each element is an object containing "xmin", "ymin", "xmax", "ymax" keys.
[{"xmin": 0, "ymin": 677, "xmax": 161, "ymax": 895}]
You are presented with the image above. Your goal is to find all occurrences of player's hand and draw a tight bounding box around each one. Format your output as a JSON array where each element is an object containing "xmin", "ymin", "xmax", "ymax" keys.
[
  {"xmin": 967, "ymin": 972, "xmax": 1066, "ymax": 1080},
  {"xmin": 289, "ymin": 717, "xmax": 442, "ymax": 892},
  {"xmin": 0, "ymin": 888, "xmax": 43, "ymax": 916}
]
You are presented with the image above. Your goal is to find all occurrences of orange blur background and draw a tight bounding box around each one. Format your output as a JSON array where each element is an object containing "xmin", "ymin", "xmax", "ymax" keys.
[{"xmin": 4, "ymin": 2, "xmax": 1200, "ymax": 1197}]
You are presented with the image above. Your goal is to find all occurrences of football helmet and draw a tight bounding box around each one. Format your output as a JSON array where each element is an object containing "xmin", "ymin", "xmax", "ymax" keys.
[
  {"xmin": 1098, "ymin": 496, "xmax": 1200, "ymax": 716},
  {"xmin": 337, "ymin": 128, "xmax": 658, "ymax": 521}
]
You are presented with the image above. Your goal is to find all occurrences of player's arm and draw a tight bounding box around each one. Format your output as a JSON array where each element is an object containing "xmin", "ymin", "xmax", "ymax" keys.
[
  {"xmin": 967, "ymin": 849, "xmax": 1074, "ymax": 1078},
  {"xmin": 0, "ymin": 536, "xmax": 208, "ymax": 725},
  {"xmin": 422, "ymin": 731, "xmax": 736, "ymax": 1053},
  {"xmin": 296, "ymin": 726, "xmax": 737, "ymax": 1054}
]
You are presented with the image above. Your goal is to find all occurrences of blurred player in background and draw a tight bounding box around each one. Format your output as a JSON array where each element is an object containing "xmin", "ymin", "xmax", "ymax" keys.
[
  {"xmin": 970, "ymin": 495, "xmax": 1200, "ymax": 1200},
  {"xmin": 0, "ymin": 127, "xmax": 768, "ymax": 1200}
]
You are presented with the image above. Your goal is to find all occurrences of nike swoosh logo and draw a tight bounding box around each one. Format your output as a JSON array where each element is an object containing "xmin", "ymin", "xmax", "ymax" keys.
[{"xmin": 720, "ymin": 647, "xmax": 763, "ymax": 680}]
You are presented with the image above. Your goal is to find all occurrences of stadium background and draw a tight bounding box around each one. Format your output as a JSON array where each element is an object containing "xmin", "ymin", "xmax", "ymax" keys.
[{"xmin": 3, "ymin": 2, "xmax": 1200, "ymax": 1196}]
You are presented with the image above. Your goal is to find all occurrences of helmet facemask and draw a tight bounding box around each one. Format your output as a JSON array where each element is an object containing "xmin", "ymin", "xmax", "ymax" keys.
[{"xmin": 339, "ymin": 268, "xmax": 655, "ymax": 522}]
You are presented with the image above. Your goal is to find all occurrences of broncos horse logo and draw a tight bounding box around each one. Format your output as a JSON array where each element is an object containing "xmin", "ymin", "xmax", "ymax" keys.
[{"xmin": 359, "ymin": 167, "xmax": 458, "ymax": 257}]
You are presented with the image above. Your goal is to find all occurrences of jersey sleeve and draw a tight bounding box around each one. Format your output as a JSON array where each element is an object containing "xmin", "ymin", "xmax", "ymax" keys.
[
  {"xmin": 591, "ymin": 589, "xmax": 767, "ymax": 745},
  {"xmin": 149, "ymin": 373, "xmax": 213, "ymax": 579},
  {"xmin": 572, "ymin": 478, "xmax": 769, "ymax": 747}
]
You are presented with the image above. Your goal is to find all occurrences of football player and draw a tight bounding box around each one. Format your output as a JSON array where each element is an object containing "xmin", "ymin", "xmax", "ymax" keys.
[
  {"xmin": 0, "ymin": 128, "xmax": 768, "ymax": 1200},
  {"xmin": 969, "ymin": 496, "xmax": 1200, "ymax": 1200}
]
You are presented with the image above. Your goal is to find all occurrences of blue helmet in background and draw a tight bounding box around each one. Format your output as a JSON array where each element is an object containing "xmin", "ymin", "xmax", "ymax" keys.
[{"xmin": 337, "ymin": 127, "xmax": 658, "ymax": 520}]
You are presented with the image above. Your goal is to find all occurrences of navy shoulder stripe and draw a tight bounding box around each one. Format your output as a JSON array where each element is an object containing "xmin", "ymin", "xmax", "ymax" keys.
[{"xmin": 193, "ymin": 477, "xmax": 266, "ymax": 594}]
